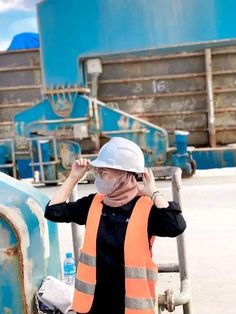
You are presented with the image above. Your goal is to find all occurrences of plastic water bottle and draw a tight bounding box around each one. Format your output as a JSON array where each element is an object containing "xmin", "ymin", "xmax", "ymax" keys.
[{"xmin": 63, "ymin": 252, "xmax": 76, "ymax": 286}]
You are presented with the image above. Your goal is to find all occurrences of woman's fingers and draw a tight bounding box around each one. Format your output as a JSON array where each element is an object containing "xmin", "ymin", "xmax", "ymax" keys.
[
  {"xmin": 75, "ymin": 158, "xmax": 90, "ymax": 167},
  {"xmin": 143, "ymin": 168, "xmax": 154, "ymax": 183}
]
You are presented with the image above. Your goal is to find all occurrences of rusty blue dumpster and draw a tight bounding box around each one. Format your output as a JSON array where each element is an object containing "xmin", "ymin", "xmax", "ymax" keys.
[{"xmin": 0, "ymin": 172, "xmax": 61, "ymax": 314}]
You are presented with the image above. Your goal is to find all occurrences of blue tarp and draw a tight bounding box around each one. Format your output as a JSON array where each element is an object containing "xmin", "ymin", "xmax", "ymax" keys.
[{"xmin": 7, "ymin": 33, "xmax": 39, "ymax": 50}]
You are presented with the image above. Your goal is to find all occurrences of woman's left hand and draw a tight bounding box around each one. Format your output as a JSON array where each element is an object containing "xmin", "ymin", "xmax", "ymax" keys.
[{"xmin": 137, "ymin": 168, "xmax": 157, "ymax": 197}]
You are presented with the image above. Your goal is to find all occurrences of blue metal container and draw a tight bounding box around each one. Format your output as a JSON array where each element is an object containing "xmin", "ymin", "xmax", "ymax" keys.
[
  {"xmin": 0, "ymin": 172, "xmax": 61, "ymax": 314},
  {"xmin": 192, "ymin": 146, "xmax": 236, "ymax": 169},
  {"xmin": 37, "ymin": 0, "xmax": 236, "ymax": 87}
]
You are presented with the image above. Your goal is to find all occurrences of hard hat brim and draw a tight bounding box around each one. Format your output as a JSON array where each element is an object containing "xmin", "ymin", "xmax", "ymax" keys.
[{"xmin": 89, "ymin": 159, "xmax": 145, "ymax": 173}]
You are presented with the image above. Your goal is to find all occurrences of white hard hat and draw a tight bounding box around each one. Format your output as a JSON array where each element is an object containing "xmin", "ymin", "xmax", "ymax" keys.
[{"xmin": 90, "ymin": 137, "xmax": 145, "ymax": 173}]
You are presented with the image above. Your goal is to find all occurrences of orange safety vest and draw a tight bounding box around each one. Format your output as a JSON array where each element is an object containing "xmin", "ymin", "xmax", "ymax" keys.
[{"xmin": 72, "ymin": 193, "xmax": 158, "ymax": 314}]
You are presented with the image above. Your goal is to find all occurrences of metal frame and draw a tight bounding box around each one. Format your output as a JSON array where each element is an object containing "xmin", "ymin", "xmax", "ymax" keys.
[
  {"xmin": 0, "ymin": 138, "xmax": 17, "ymax": 178},
  {"xmin": 27, "ymin": 136, "xmax": 60, "ymax": 184},
  {"xmin": 152, "ymin": 166, "xmax": 192, "ymax": 313}
]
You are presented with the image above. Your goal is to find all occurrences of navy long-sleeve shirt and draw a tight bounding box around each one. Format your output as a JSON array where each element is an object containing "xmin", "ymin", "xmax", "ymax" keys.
[{"xmin": 45, "ymin": 194, "xmax": 186, "ymax": 314}]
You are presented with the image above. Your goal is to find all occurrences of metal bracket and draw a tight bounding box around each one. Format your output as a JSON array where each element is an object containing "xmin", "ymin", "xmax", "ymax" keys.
[{"xmin": 165, "ymin": 289, "xmax": 175, "ymax": 312}]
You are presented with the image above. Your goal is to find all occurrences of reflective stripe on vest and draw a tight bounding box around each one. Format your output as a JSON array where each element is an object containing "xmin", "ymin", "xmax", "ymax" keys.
[
  {"xmin": 79, "ymin": 251, "xmax": 96, "ymax": 267},
  {"xmin": 75, "ymin": 278, "xmax": 95, "ymax": 295},
  {"xmin": 72, "ymin": 194, "xmax": 158, "ymax": 314},
  {"xmin": 125, "ymin": 266, "xmax": 158, "ymax": 282},
  {"xmin": 72, "ymin": 193, "xmax": 104, "ymax": 313},
  {"xmin": 124, "ymin": 196, "xmax": 158, "ymax": 314},
  {"xmin": 125, "ymin": 296, "xmax": 156, "ymax": 309}
]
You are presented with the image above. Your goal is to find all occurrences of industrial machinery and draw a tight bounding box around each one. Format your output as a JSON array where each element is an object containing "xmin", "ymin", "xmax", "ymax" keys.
[
  {"xmin": 11, "ymin": 84, "xmax": 196, "ymax": 183},
  {"xmin": 0, "ymin": 54, "xmax": 196, "ymax": 183},
  {"xmin": 1, "ymin": 0, "xmax": 236, "ymax": 183}
]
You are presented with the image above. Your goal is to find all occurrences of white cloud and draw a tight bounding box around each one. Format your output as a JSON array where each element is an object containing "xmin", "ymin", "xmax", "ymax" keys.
[
  {"xmin": 0, "ymin": 0, "xmax": 38, "ymax": 12},
  {"xmin": 10, "ymin": 16, "xmax": 38, "ymax": 33},
  {"xmin": 0, "ymin": 38, "xmax": 11, "ymax": 50}
]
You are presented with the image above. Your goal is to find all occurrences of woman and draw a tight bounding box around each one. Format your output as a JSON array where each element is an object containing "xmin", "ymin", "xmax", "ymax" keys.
[{"xmin": 45, "ymin": 137, "xmax": 186, "ymax": 314}]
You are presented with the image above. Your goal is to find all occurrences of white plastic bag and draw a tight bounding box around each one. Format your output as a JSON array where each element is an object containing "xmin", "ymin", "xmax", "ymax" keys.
[{"xmin": 37, "ymin": 276, "xmax": 74, "ymax": 313}]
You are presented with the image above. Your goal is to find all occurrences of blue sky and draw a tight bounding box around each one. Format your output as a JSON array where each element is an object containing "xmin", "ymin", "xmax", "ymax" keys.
[{"xmin": 0, "ymin": 0, "xmax": 38, "ymax": 50}]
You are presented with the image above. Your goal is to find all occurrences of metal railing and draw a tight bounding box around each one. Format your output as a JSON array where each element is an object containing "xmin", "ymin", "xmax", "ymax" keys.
[
  {"xmin": 0, "ymin": 138, "xmax": 17, "ymax": 178},
  {"xmin": 28, "ymin": 136, "xmax": 60, "ymax": 184}
]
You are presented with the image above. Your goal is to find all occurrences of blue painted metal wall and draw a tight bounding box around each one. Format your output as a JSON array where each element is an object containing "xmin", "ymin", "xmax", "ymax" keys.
[{"xmin": 37, "ymin": 0, "xmax": 236, "ymax": 87}]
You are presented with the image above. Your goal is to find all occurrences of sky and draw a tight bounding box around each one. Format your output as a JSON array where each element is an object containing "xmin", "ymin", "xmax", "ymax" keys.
[{"xmin": 0, "ymin": 0, "xmax": 38, "ymax": 50}]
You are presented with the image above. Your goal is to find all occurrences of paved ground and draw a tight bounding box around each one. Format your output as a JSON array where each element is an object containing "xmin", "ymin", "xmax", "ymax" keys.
[{"xmin": 38, "ymin": 167, "xmax": 236, "ymax": 314}]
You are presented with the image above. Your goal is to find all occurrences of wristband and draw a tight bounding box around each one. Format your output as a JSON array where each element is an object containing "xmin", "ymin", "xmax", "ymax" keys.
[{"xmin": 151, "ymin": 190, "xmax": 162, "ymax": 202}]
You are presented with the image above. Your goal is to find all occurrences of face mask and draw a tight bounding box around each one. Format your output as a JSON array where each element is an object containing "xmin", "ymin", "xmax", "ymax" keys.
[{"xmin": 95, "ymin": 174, "xmax": 126, "ymax": 195}]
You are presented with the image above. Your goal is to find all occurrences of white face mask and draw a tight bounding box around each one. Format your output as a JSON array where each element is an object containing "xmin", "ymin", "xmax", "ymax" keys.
[{"xmin": 95, "ymin": 174, "xmax": 125, "ymax": 195}]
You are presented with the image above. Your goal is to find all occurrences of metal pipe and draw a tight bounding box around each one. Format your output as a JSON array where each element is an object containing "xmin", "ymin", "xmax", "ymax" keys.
[
  {"xmin": 0, "ymin": 121, "xmax": 13, "ymax": 126},
  {"xmin": 100, "ymin": 90, "xmax": 206, "ymax": 102},
  {"xmin": 90, "ymin": 73, "xmax": 100, "ymax": 98},
  {"xmin": 0, "ymin": 102, "xmax": 32, "ymax": 109},
  {"xmin": 158, "ymin": 263, "xmax": 179, "ymax": 273},
  {"xmin": 171, "ymin": 167, "xmax": 193, "ymax": 314},
  {"xmin": 69, "ymin": 188, "xmax": 83, "ymax": 264},
  {"xmin": 92, "ymin": 72, "xmax": 205, "ymax": 85},
  {"xmin": 10, "ymin": 140, "xmax": 17, "ymax": 178},
  {"xmin": 212, "ymin": 48, "xmax": 236, "ymax": 55},
  {"xmin": 92, "ymin": 98, "xmax": 101, "ymax": 151},
  {"xmin": 52, "ymin": 137, "xmax": 59, "ymax": 171},
  {"xmin": 134, "ymin": 110, "xmax": 208, "ymax": 117},
  {"xmin": 214, "ymin": 87, "xmax": 236, "ymax": 93},
  {"xmin": 0, "ymin": 85, "xmax": 41, "ymax": 91},
  {"xmin": 28, "ymin": 139, "xmax": 35, "ymax": 181},
  {"xmin": 24, "ymin": 117, "xmax": 90, "ymax": 136},
  {"xmin": 102, "ymin": 128, "xmax": 149, "ymax": 135},
  {"xmin": 0, "ymin": 65, "xmax": 40, "ymax": 72},
  {"xmin": 36, "ymin": 140, "xmax": 45, "ymax": 182},
  {"xmin": 0, "ymin": 164, "xmax": 14, "ymax": 168},
  {"xmin": 87, "ymin": 96, "xmax": 169, "ymax": 149},
  {"xmin": 28, "ymin": 117, "xmax": 89, "ymax": 124},
  {"xmin": 213, "ymin": 69, "xmax": 236, "ymax": 75},
  {"xmin": 43, "ymin": 86, "xmax": 90, "ymax": 95},
  {"xmin": 101, "ymin": 51, "xmax": 204, "ymax": 64},
  {"xmin": 88, "ymin": 97, "xmax": 94, "ymax": 118},
  {"xmin": 157, "ymin": 167, "xmax": 192, "ymax": 313},
  {"xmin": 205, "ymin": 48, "xmax": 216, "ymax": 147},
  {"xmin": 29, "ymin": 160, "xmax": 59, "ymax": 166},
  {"xmin": 158, "ymin": 279, "xmax": 191, "ymax": 307}
]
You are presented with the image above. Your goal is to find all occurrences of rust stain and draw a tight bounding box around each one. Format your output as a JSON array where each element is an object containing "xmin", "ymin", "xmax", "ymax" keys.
[
  {"xmin": 4, "ymin": 246, "xmax": 18, "ymax": 256},
  {"xmin": 29, "ymin": 55, "xmax": 40, "ymax": 67},
  {"xmin": 0, "ymin": 214, "xmax": 28, "ymax": 314}
]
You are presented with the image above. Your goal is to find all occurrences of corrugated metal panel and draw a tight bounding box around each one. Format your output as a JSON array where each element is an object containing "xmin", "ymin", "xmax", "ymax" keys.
[
  {"xmin": 0, "ymin": 49, "xmax": 42, "ymax": 139},
  {"xmin": 212, "ymin": 48, "xmax": 236, "ymax": 144},
  {"xmin": 87, "ymin": 46, "xmax": 236, "ymax": 146}
]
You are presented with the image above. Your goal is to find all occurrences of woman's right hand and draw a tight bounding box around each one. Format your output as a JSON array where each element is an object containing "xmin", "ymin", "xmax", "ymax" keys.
[{"xmin": 69, "ymin": 158, "xmax": 90, "ymax": 181}]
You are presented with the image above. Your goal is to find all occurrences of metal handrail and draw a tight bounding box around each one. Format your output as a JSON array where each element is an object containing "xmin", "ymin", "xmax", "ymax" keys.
[
  {"xmin": 157, "ymin": 167, "xmax": 192, "ymax": 313},
  {"xmin": 27, "ymin": 136, "xmax": 60, "ymax": 184}
]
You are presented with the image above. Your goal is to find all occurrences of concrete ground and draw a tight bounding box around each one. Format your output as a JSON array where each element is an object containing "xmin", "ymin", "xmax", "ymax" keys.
[{"xmin": 38, "ymin": 167, "xmax": 236, "ymax": 314}]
